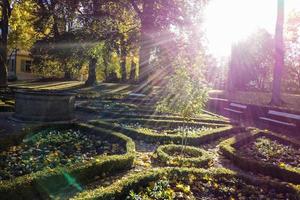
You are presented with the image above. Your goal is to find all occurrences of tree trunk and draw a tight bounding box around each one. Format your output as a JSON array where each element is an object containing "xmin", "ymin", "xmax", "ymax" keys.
[
  {"xmin": 85, "ymin": 57, "xmax": 97, "ymax": 86},
  {"xmin": 64, "ymin": 71, "xmax": 72, "ymax": 80},
  {"xmin": 129, "ymin": 59, "xmax": 136, "ymax": 82},
  {"xmin": 138, "ymin": 29, "xmax": 152, "ymax": 84},
  {"xmin": 0, "ymin": 1, "xmax": 11, "ymax": 87},
  {"xmin": 270, "ymin": 0, "xmax": 285, "ymax": 105},
  {"xmin": 137, "ymin": 1, "xmax": 154, "ymax": 85},
  {"xmin": 120, "ymin": 43, "xmax": 127, "ymax": 82},
  {"xmin": 104, "ymin": 57, "xmax": 109, "ymax": 81}
]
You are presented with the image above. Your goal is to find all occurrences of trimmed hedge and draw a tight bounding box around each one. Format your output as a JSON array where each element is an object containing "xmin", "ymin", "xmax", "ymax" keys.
[
  {"xmin": 220, "ymin": 129, "xmax": 300, "ymax": 184},
  {"xmin": 0, "ymin": 104, "xmax": 14, "ymax": 112},
  {"xmin": 76, "ymin": 102, "xmax": 230, "ymax": 124},
  {"xmin": 72, "ymin": 167, "xmax": 300, "ymax": 200},
  {"xmin": 0, "ymin": 123, "xmax": 135, "ymax": 200},
  {"xmin": 153, "ymin": 144, "xmax": 213, "ymax": 167},
  {"xmin": 90, "ymin": 119, "xmax": 244, "ymax": 146}
]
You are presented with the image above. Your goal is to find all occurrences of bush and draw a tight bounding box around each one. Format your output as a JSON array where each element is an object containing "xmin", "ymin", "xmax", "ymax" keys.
[
  {"xmin": 156, "ymin": 67, "xmax": 209, "ymax": 119},
  {"xmin": 90, "ymin": 119, "xmax": 243, "ymax": 145},
  {"xmin": 0, "ymin": 123, "xmax": 135, "ymax": 200},
  {"xmin": 153, "ymin": 144, "xmax": 213, "ymax": 167}
]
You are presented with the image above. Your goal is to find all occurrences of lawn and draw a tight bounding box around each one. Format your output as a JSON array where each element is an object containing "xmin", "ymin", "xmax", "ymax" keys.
[{"xmin": 210, "ymin": 90, "xmax": 300, "ymax": 111}]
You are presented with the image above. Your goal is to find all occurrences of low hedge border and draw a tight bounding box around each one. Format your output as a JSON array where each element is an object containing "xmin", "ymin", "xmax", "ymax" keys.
[
  {"xmin": 153, "ymin": 144, "xmax": 213, "ymax": 167},
  {"xmin": 90, "ymin": 119, "xmax": 244, "ymax": 145},
  {"xmin": 0, "ymin": 104, "xmax": 14, "ymax": 112},
  {"xmin": 72, "ymin": 167, "xmax": 300, "ymax": 200},
  {"xmin": 76, "ymin": 103, "xmax": 230, "ymax": 124},
  {"xmin": 76, "ymin": 104, "xmax": 160, "ymax": 116},
  {"xmin": 220, "ymin": 129, "xmax": 300, "ymax": 184},
  {"xmin": 80, "ymin": 107, "xmax": 230, "ymax": 125},
  {"xmin": 0, "ymin": 123, "xmax": 135, "ymax": 200}
]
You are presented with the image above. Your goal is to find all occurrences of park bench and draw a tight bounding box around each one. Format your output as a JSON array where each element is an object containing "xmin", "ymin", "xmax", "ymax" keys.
[
  {"xmin": 224, "ymin": 103, "xmax": 247, "ymax": 119},
  {"xmin": 259, "ymin": 110, "xmax": 300, "ymax": 128}
]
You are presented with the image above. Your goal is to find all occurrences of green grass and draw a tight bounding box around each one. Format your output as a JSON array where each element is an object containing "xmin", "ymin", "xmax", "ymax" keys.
[
  {"xmin": 9, "ymin": 81, "xmax": 84, "ymax": 91},
  {"xmin": 210, "ymin": 90, "xmax": 300, "ymax": 111}
]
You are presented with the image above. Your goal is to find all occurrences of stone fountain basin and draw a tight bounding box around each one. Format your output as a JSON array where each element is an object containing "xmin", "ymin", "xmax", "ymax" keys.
[{"xmin": 13, "ymin": 89, "xmax": 75, "ymax": 122}]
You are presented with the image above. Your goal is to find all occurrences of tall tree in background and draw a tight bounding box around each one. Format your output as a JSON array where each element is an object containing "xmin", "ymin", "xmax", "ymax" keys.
[
  {"xmin": 130, "ymin": 0, "xmax": 184, "ymax": 85},
  {"xmin": 0, "ymin": 0, "xmax": 12, "ymax": 86},
  {"xmin": 284, "ymin": 11, "xmax": 300, "ymax": 92},
  {"xmin": 270, "ymin": 0, "xmax": 285, "ymax": 105},
  {"xmin": 228, "ymin": 29, "xmax": 274, "ymax": 91}
]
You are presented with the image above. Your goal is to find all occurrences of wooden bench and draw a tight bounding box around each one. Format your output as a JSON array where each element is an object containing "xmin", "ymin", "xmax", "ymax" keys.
[
  {"xmin": 259, "ymin": 110, "xmax": 300, "ymax": 129},
  {"xmin": 224, "ymin": 103, "xmax": 247, "ymax": 115}
]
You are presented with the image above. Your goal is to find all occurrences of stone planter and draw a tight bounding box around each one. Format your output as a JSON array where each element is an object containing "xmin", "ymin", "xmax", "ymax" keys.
[{"xmin": 13, "ymin": 89, "xmax": 75, "ymax": 122}]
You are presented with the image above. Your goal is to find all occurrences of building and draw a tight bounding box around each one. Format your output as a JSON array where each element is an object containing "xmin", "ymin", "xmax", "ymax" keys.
[{"xmin": 7, "ymin": 49, "xmax": 37, "ymax": 80}]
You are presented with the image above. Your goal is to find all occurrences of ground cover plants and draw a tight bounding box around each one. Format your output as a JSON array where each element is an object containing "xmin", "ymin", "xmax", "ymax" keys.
[
  {"xmin": 238, "ymin": 136, "xmax": 300, "ymax": 168},
  {"xmin": 0, "ymin": 128, "xmax": 126, "ymax": 180},
  {"xmin": 120, "ymin": 122, "xmax": 216, "ymax": 137},
  {"xmin": 73, "ymin": 168, "xmax": 300, "ymax": 200},
  {"xmin": 220, "ymin": 129, "xmax": 300, "ymax": 184},
  {"xmin": 0, "ymin": 123, "xmax": 135, "ymax": 199},
  {"xmin": 91, "ymin": 119, "xmax": 239, "ymax": 146}
]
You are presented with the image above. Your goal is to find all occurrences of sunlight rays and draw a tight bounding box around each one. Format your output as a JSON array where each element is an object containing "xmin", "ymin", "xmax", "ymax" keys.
[{"xmin": 203, "ymin": 0, "xmax": 300, "ymax": 58}]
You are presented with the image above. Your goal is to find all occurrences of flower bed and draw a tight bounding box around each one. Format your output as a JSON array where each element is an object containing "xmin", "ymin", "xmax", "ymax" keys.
[
  {"xmin": 238, "ymin": 136, "xmax": 300, "ymax": 168},
  {"xmin": 72, "ymin": 168, "xmax": 300, "ymax": 200},
  {"xmin": 0, "ymin": 128, "xmax": 126, "ymax": 180},
  {"xmin": 153, "ymin": 145, "xmax": 213, "ymax": 167},
  {"xmin": 77, "ymin": 100, "xmax": 230, "ymax": 124},
  {"xmin": 90, "ymin": 119, "xmax": 243, "ymax": 145},
  {"xmin": 0, "ymin": 123, "xmax": 135, "ymax": 200},
  {"xmin": 220, "ymin": 129, "xmax": 300, "ymax": 184},
  {"xmin": 76, "ymin": 100, "xmax": 158, "ymax": 116}
]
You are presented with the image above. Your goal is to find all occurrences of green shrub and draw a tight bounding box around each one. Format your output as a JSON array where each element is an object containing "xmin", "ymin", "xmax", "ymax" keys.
[
  {"xmin": 0, "ymin": 123, "xmax": 135, "ymax": 200},
  {"xmin": 90, "ymin": 119, "xmax": 243, "ymax": 146},
  {"xmin": 153, "ymin": 144, "xmax": 213, "ymax": 167}
]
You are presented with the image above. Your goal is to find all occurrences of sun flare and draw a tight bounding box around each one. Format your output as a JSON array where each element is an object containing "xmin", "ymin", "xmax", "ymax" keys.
[{"xmin": 204, "ymin": 0, "xmax": 300, "ymax": 58}]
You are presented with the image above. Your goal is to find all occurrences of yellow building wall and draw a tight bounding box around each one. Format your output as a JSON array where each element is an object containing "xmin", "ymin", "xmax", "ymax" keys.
[{"xmin": 15, "ymin": 52, "xmax": 36, "ymax": 80}]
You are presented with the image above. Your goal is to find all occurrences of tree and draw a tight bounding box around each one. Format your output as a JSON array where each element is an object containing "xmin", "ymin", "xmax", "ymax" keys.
[
  {"xmin": 284, "ymin": 11, "xmax": 300, "ymax": 92},
  {"xmin": 8, "ymin": 0, "xmax": 38, "ymax": 51},
  {"xmin": 270, "ymin": 0, "xmax": 285, "ymax": 105},
  {"xmin": 228, "ymin": 29, "xmax": 274, "ymax": 91},
  {"xmin": 130, "ymin": 0, "xmax": 186, "ymax": 84},
  {"xmin": 0, "ymin": 0, "xmax": 12, "ymax": 86}
]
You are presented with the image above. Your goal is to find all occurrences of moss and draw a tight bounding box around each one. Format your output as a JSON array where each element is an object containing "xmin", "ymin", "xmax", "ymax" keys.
[
  {"xmin": 0, "ymin": 123, "xmax": 135, "ymax": 200},
  {"xmin": 220, "ymin": 129, "xmax": 300, "ymax": 184},
  {"xmin": 153, "ymin": 144, "xmax": 213, "ymax": 167},
  {"xmin": 90, "ymin": 119, "xmax": 243, "ymax": 146},
  {"xmin": 72, "ymin": 167, "xmax": 300, "ymax": 200}
]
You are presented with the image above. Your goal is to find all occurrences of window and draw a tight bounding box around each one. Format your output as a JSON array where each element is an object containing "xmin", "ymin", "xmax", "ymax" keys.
[{"xmin": 21, "ymin": 60, "xmax": 32, "ymax": 73}]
